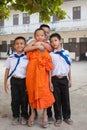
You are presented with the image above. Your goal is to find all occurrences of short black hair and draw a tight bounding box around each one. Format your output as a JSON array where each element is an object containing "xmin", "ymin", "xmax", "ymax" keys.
[
  {"xmin": 40, "ymin": 24, "xmax": 50, "ymax": 30},
  {"xmin": 14, "ymin": 36, "xmax": 26, "ymax": 45},
  {"xmin": 34, "ymin": 28, "xmax": 46, "ymax": 37},
  {"xmin": 50, "ymin": 33, "xmax": 61, "ymax": 41}
]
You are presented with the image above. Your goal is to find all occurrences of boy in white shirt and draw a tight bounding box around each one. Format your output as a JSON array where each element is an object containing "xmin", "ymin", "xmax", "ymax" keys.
[
  {"xmin": 50, "ymin": 33, "xmax": 73, "ymax": 127},
  {"xmin": 4, "ymin": 36, "xmax": 28, "ymax": 125}
]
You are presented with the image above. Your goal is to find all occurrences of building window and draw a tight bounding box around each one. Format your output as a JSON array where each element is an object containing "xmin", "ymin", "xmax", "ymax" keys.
[
  {"xmin": 53, "ymin": 16, "xmax": 59, "ymax": 22},
  {"xmin": 80, "ymin": 37, "xmax": 87, "ymax": 42},
  {"xmin": 73, "ymin": 6, "xmax": 81, "ymax": 20},
  {"xmin": 1, "ymin": 41, "xmax": 7, "ymax": 52},
  {"xmin": 68, "ymin": 38, "xmax": 76, "ymax": 43},
  {"xmin": 10, "ymin": 40, "xmax": 14, "ymax": 50},
  {"xmin": 7, "ymin": 40, "xmax": 14, "ymax": 55},
  {"xmin": 13, "ymin": 14, "xmax": 19, "ymax": 25},
  {"xmin": 0, "ymin": 20, "xmax": 4, "ymax": 27},
  {"xmin": 10, "ymin": 40, "xmax": 14, "ymax": 44},
  {"xmin": 23, "ymin": 13, "xmax": 30, "ymax": 24}
]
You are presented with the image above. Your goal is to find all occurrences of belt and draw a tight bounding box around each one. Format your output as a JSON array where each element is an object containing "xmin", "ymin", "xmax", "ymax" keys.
[{"xmin": 53, "ymin": 75, "xmax": 67, "ymax": 79}]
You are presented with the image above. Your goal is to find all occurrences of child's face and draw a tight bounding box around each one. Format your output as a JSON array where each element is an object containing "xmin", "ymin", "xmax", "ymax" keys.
[
  {"xmin": 41, "ymin": 27, "xmax": 50, "ymax": 40},
  {"xmin": 14, "ymin": 39, "xmax": 26, "ymax": 54},
  {"xmin": 50, "ymin": 37, "xmax": 61, "ymax": 49},
  {"xmin": 35, "ymin": 30, "xmax": 46, "ymax": 42}
]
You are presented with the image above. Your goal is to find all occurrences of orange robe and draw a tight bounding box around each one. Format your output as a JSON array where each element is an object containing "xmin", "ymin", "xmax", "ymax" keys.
[{"xmin": 26, "ymin": 49, "xmax": 55, "ymax": 109}]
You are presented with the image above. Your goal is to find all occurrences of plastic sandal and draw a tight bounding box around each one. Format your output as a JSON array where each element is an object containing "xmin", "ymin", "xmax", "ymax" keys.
[{"xmin": 27, "ymin": 119, "xmax": 34, "ymax": 127}]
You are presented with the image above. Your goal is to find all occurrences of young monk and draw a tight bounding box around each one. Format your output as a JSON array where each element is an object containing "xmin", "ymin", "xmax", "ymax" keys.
[{"xmin": 25, "ymin": 28, "xmax": 55, "ymax": 128}]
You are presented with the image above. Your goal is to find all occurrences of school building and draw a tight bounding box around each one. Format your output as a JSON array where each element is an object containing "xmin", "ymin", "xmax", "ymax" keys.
[{"xmin": 0, "ymin": 0, "xmax": 87, "ymax": 60}]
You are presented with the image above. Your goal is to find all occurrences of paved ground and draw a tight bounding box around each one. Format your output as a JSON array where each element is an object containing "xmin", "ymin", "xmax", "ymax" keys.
[{"xmin": 0, "ymin": 60, "xmax": 87, "ymax": 130}]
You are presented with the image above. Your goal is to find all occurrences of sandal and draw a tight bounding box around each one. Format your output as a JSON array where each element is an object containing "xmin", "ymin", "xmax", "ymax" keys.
[
  {"xmin": 54, "ymin": 119, "xmax": 62, "ymax": 127},
  {"xmin": 27, "ymin": 118, "xmax": 34, "ymax": 127}
]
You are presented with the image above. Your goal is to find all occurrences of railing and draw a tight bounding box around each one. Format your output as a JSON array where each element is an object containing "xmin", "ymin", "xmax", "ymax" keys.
[
  {"xmin": 50, "ymin": 19, "xmax": 87, "ymax": 31},
  {"xmin": 0, "ymin": 19, "xmax": 87, "ymax": 35}
]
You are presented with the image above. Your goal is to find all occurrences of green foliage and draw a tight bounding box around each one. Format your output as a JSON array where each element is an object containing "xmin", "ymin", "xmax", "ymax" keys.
[
  {"xmin": 0, "ymin": 0, "xmax": 66, "ymax": 22},
  {"xmin": 0, "ymin": 0, "xmax": 10, "ymax": 19}
]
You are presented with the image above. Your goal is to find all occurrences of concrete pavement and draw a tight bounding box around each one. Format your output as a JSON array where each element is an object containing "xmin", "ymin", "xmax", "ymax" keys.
[{"xmin": 0, "ymin": 60, "xmax": 87, "ymax": 130}]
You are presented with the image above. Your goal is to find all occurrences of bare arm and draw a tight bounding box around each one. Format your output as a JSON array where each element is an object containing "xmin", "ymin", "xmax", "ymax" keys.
[
  {"xmin": 68, "ymin": 67, "xmax": 72, "ymax": 88},
  {"xmin": 49, "ymin": 71, "xmax": 54, "ymax": 92},
  {"xmin": 4, "ymin": 68, "xmax": 9, "ymax": 93},
  {"xmin": 24, "ymin": 41, "xmax": 36, "ymax": 52},
  {"xmin": 24, "ymin": 41, "xmax": 45, "ymax": 52},
  {"xmin": 41, "ymin": 42, "xmax": 53, "ymax": 52}
]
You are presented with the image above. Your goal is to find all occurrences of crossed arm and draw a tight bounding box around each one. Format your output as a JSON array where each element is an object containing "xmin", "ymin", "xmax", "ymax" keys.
[{"xmin": 24, "ymin": 40, "xmax": 53, "ymax": 52}]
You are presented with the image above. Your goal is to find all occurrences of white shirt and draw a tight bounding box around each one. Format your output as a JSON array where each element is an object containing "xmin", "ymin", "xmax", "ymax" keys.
[
  {"xmin": 50, "ymin": 49, "xmax": 71, "ymax": 77},
  {"xmin": 5, "ymin": 52, "xmax": 28, "ymax": 78},
  {"xmin": 27, "ymin": 38, "xmax": 35, "ymax": 44}
]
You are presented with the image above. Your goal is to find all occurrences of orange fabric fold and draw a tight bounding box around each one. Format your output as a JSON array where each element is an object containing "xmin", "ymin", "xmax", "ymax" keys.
[{"xmin": 26, "ymin": 50, "xmax": 55, "ymax": 109}]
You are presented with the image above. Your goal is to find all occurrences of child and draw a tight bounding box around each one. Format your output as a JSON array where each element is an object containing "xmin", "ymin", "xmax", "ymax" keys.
[
  {"xmin": 50, "ymin": 33, "xmax": 73, "ymax": 127},
  {"xmin": 25, "ymin": 24, "xmax": 53, "ymax": 121},
  {"xmin": 40, "ymin": 24, "xmax": 54, "ymax": 123},
  {"xmin": 25, "ymin": 28, "xmax": 55, "ymax": 128},
  {"xmin": 25, "ymin": 24, "xmax": 52, "ymax": 52},
  {"xmin": 40, "ymin": 24, "xmax": 50, "ymax": 44},
  {"xmin": 4, "ymin": 36, "xmax": 28, "ymax": 125}
]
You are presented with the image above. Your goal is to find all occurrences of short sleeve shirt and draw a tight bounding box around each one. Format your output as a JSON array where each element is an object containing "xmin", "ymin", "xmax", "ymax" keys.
[
  {"xmin": 50, "ymin": 49, "xmax": 71, "ymax": 77},
  {"xmin": 5, "ymin": 52, "xmax": 28, "ymax": 78}
]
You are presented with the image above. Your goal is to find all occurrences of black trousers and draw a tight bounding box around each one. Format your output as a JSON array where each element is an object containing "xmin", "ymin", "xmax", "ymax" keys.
[
  {"xmin": 52, "ymin": 76, "xmax": 71, "ymax": 120},
  {"xmin": 10, "ymin": 77, "xmax": 28, "ymax": 119},
  {"xmin": 47, "ymin": 106, "xmax": 53, "ymax": 118}
]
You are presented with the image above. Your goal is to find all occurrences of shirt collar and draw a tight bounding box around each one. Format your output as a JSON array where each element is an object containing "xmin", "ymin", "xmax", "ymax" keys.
[
  {"xmin": 54, "ymin": 48, "xmax": 64, "ymax": 52},
  {"xmin": 13, "ymin": 51, "xmax": 25, "ymax": 56}
]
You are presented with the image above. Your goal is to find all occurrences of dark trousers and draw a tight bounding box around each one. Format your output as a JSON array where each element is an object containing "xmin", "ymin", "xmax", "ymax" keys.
[
  {"xmin": 47, "ymin": 106, "xmax": 53, "ymax": 118},
  {"xmin": 10, "ymin": 77, "xmax": 28, "ymax": 119},
  {"xmin": 52, "ymin": 76, "xmax": 71, "ymax": 120}
]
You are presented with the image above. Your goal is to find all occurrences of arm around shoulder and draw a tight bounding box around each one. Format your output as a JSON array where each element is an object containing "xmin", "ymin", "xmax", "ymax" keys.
[
  {"xmin": 41, "ymin": 42, "xmax": 53, "ymax": 52},
  {"xmin": 24, "ymin": 41, "xmax": 37, "ymax": 52}
]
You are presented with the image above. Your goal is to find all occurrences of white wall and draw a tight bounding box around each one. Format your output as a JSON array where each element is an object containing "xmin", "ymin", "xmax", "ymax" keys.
[{"xmin": 0, "ymin": 0, "xmax": 87, "ymax": 44}]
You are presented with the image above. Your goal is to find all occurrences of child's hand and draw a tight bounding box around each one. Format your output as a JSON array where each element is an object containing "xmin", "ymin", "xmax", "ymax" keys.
[
  {"xmin": 4, "ymin": 84, "xmax": 9, "ymax": 94},
  {"xmin": 42, "ymin": 42, "xmax": 53, "ymax": 52},
  {"xmin": 34, "ymin": 41, "xmax": 42, "ymax": 46},
  {"xmin": 50, "ymin": 82, "xmax": 54, "ymax": 92},
  {"xmin": 33, "ymin": 41, "xmax": 45, "ymax": 51},
  {"xmin": 38, "ymin": 44, "xmax": 45, "ymax": 51},
  {"xmin": 68, "ymin": 80, "xmax": 72, "ymax": 88}
]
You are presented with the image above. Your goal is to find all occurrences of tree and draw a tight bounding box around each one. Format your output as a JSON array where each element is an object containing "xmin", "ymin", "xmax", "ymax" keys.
[{"xmin": 0, "ymin": 0, "xmax": 66, "ymax": 22}]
